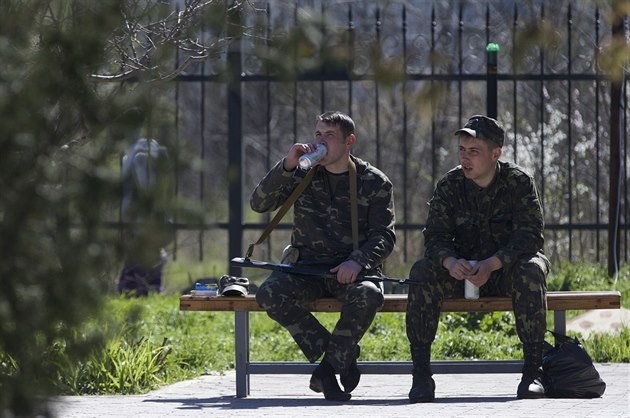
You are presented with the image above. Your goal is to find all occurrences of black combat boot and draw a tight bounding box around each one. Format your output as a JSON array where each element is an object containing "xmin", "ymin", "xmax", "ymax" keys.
[
  {"xmin": 517, "ymin": 342, "xmax": 546, "ymax": 399},
  {"xmin": 340, "ymin": 345, "xmax": 361, "ymax": 394},
  {"xmin": 310, "ymin": 358, "xmax": 351, "ymax": 401},
  {"xmin": 408, "ymin": 344, "xmax": 435, "ymax": 403}
]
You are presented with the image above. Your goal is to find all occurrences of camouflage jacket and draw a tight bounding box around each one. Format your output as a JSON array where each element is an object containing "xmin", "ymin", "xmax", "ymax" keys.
[
  {"xmin": 250, "ymin": 155, "xmax": 396, "ymax": 271},
  {"xmin": 424, "ymin": 160, "xmax": 546, "ymax": 270}
]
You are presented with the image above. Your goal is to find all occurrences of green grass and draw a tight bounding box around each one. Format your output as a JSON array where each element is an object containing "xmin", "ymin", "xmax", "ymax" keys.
[{"xmin": 48, "ymin": 262, "xmax": 629, "ymax": 395}]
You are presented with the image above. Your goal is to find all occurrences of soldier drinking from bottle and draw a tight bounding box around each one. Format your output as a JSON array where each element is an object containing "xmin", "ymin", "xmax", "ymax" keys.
[{"xmin": 252, "ymin": 111, "xmax": 396, "ymax": 401}]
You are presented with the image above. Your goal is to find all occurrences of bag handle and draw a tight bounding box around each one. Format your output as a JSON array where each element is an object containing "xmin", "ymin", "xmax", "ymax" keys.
[{"xmin": 547, "ymin": 329, "xmax": 578, "ymax": 344}]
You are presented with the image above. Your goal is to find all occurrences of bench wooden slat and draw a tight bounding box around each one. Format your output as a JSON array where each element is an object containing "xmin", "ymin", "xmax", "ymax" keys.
[{"xmin": 180, "ymin": 290, "xmax": 621, "ymax": 313}]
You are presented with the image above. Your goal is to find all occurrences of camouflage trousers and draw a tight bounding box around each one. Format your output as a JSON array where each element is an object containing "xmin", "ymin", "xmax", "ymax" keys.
[
  {"xmin": 256, "ymin": 270, "xmax": 384, "ymax": 374},
  {"xmin": 405, "ymin": 255, "xmax": 549, "ymax": 355}
]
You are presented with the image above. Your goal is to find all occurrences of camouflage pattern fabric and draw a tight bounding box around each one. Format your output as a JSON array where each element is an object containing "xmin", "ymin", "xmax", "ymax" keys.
[
  {"xmin": 256, "ymin": 270, "xmax": 384, "ymax": 373},
  {"xmin": 251, "ymin": 155, "xmax": 395, "ymax": 373},
  {"xmin": 406, "ymin": 161, "xmax": 550, "ymax": 349},
  {"xmin": 406, "ymin": 255, "xmax": 548, "ymax": 348},
  {"xmin": 251, "ymin": 155, "xmax": 396, "ymax": 269}
]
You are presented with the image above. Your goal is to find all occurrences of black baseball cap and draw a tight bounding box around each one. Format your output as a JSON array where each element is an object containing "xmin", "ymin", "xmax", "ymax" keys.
[{"xmin": 455, "ymin": 115, "xmax": 505, "ymax": 147}]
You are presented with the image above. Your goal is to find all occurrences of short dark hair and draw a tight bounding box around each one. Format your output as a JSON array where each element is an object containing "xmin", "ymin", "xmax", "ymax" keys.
[{"xmin": 318, "ymin": 111, "xmax": 355, "ymax": 138}]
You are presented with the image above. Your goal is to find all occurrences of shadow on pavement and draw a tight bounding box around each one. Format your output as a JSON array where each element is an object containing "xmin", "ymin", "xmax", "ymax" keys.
[{"xmin": 144, "ymin": 394, "xmax": 515, "ymax": 409}]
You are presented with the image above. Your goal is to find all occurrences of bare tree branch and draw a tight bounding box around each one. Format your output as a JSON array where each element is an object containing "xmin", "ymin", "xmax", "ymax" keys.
[{"xmin": 91, "ymin": 0, "xmax": 252, "ymax": 82}]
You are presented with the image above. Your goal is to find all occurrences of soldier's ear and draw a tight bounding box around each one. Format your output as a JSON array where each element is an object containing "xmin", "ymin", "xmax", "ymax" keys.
[
  {"xmin": 492, "ymin": 146, "xmax": 502, "ymax": 161},
  {"xmin": 346, "ymin": 134, "xmax": 356, "ymax": 146}
]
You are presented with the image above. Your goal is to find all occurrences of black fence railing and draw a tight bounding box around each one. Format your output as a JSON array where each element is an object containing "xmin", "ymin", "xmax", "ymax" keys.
[{"xmin": 160, "ymin": 1, "xmax": 628, "ymax": 278}]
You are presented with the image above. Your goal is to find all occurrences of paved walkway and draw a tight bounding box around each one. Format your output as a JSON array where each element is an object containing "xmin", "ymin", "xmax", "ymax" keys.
[
  {"xmin": 567, "ymin": 308, "xmax": 630, "ymax": 338},
  {"xmin": 52, "ymin": 363, "xmax": 629, "ymax": 418}
]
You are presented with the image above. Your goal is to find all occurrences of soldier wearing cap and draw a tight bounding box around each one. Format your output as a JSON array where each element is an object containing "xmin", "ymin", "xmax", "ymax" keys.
[
  {"xmin": 252, "ymin": 111, "xmax": 396, "ymax": 401},
  {"xmin": 405, "ymin": 115, "xmax": 550, "ymax": 402}
]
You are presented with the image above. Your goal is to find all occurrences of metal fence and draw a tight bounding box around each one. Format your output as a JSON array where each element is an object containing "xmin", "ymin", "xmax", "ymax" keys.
[{"xmin": 164, "ymin": 1, "xmax": 628, "ymax": 278}]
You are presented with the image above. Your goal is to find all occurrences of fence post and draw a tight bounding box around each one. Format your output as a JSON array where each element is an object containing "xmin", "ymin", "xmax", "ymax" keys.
[
  {"xmin": 486, "ymin": 42, "xmax": 499, "ymax": 118},
  {"xmin": 226, "ymin": 3, "xmax": 247, "ymax": 397},
  {"xmin": 227, "ymin": 6, "xmax": 244, "ymax": 274}
]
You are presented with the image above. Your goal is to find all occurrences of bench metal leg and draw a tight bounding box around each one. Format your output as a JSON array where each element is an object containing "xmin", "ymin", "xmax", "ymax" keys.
[
  {"xmin": 554, "ymin": 309, "xmax": 566, "ymax": 335},
  {"xmin": 235, "ymin": 311, "xmax": 250, "ymax": 398},
  {"xmin": 231, "ymin": 308, "xmax": 569, "ymax": 396}
]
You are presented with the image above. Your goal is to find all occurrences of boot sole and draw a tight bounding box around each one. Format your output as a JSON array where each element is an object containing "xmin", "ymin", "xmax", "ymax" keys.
[
  {"xmin": 311, "ymin": 373, "xmax": 351, "ymax": 401},
  {"xmin": 517, "ymin": 392, "xmax": 545, "ymax": 399},
  {"xmin": 409, "ymin": 395, "xmax": 435, "ymax": 403},
  {"xmin": 324, "ymin": 393, "xmax": 352, "ymax": 402}
]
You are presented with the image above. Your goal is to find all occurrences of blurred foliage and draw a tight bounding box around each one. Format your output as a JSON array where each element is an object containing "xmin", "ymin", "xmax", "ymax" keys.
[
  {"xmin": 0, "ymin": 1, "xmax": 161, "ymax": 416},
  {"xmin": 512, "ymin": 0, "xmax": 629, "ymax": 83},
  {"xmin": 1, "ymin": 0, "xmax": 245, "ymax": 413},
  {"xmin": 255, "ymin": 8, "xmax": 355, "ymax": 80}
]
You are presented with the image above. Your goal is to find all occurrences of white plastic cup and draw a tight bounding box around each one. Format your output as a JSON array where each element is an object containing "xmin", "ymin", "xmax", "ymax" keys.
[{"xmin": 464, "ymin": 260, "xmax": 479, "ymax": 300}]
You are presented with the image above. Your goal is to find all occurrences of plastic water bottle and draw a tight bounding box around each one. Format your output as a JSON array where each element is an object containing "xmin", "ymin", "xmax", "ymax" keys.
[
  {"xmin": 464, "ymin": 260, "xmax": 480, "ymax": 300},
  {"xmin": 298, "ymin": 144, "xmax": 327, "ymax": 170}
]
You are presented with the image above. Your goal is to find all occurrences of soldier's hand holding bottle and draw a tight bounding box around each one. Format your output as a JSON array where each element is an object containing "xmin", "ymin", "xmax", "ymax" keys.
[
  {"xmin": 444, "ymin": 257, "xmax": 491, "ymax": 287},
  {"xmin": 283, "ymin": 143, "xmax": 327, "ymax": 171}
]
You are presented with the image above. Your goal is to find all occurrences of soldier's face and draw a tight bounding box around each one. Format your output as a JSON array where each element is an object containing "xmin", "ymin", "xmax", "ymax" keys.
[
  {"xmin": 458, "ymin": 135, "xmax": 501, "ymax": 188},
  {"xmin": 314, "ymin": 121, "xmax": 355, "ymax": 172}
]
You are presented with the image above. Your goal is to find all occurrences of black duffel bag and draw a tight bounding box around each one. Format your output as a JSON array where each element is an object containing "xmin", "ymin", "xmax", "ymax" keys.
[{"xmin": 542, "ymin": 330, "xmax": 606, "ymax": 398}]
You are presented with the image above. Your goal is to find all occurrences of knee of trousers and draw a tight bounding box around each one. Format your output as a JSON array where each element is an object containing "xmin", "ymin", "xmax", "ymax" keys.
[
  {"xmin": 348, "ymin": 281, "xmax": 385, "ymax": 311},
  {"xmin": 409, "ymin": 258, "xmax": 436, "ymax": 281},
  {"xmin": 408, "ymin": 258, "xmax": 440, "ymax": 294},
  {"xmin": 254, "ymin": 279, "xmax": 277, "ymax": 310},
  {"xmin": 365, "ymin": 284, "xmax": 385, "ymax": 310},
  {"xmin": 510, "ymin": 257, "xmax": 547, "ymax": 291}
]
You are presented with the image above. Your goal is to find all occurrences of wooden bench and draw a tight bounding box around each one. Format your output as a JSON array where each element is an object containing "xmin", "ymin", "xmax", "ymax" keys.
[{"xmin": 180, "ymin": 291, "xmax": 621, "ymax": 398}]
